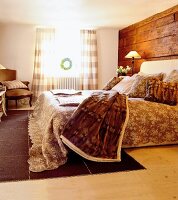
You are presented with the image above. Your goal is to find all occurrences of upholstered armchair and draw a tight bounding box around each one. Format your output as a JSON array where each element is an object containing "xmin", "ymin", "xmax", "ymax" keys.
[{"xmin": 0, "ymin": 69, "xmax": 33, "ymax": 109}]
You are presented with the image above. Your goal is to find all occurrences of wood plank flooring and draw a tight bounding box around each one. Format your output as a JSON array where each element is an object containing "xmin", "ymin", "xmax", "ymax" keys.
[{"xmin": 0, "ymin": 145, "xmax": 177, "ymax": 200}]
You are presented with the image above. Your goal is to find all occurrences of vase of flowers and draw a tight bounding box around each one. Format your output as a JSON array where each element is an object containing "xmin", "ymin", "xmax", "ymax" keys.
[{"xmin": 116, "ymin": 66, "xmax": 131, "ymax": 76}]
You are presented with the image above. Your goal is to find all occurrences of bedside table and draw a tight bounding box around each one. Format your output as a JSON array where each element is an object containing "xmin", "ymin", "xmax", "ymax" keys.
[{"xmin": 0, "ymin": 90, "xmax": 7, "ymax": 121}]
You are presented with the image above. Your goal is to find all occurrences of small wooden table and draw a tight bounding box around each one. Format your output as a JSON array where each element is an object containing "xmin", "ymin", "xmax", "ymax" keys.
[{"xmin": 0, "ymin": 90, "xmax": 7, "ymax": 121}]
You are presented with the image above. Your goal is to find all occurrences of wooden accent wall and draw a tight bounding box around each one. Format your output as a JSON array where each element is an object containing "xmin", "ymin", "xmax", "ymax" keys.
[{"xmin": 118, "ymin": 5, "xmax": 178, "ymax": 73}]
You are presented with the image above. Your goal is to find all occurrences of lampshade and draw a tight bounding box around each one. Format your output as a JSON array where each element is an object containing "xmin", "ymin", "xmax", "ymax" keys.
[
  {"xmin": 125, "ymin": 51, "xmax": 141, "ymax": 59},
  {"xmin": 0, "ymin": 64, "xmax": 6, "ymax": 69}
]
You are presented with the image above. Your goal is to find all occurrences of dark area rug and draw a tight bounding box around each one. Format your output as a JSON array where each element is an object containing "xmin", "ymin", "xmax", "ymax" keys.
[{"xmin": 0, "ymin": 110, "xmax": 145, "ymax": 182}]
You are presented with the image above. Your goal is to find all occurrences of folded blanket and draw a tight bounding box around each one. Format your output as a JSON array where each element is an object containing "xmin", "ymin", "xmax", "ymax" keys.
[
  {"xmin": 57, "ymin": 95, "xmax": 88, "ymax": 107},
  {"xmin": 51, "ymin": 89, "xmax": 82, "ymax": 96},
  {"xmin": 61, "ymin": 91, "xmax": 129, "ymax": 162}
]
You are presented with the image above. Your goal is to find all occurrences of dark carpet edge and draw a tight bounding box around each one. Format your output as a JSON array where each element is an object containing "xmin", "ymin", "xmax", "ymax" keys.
[{"xmin": 0, "ymin": 110, "xmax": 146, "ymax": 183}]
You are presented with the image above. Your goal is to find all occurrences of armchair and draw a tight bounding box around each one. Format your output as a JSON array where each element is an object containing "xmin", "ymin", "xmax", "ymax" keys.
[{"xmin": 0, "ymin": 69, "xmax": 33, "ymax": 109}]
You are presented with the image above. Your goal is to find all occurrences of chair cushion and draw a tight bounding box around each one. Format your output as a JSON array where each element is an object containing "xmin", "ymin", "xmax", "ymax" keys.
[
  {"xmin": 2, "ymin": 80, "xmax": 28, "ymax": 89},
  {"xmin": 6, "ymin": 89, "xmax": 32, "ymax": 97}
]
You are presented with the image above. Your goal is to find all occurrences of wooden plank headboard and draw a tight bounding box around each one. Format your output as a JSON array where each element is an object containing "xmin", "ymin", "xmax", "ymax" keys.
[
  {"xmin": 118, "ymin": 5, "xmax": 178, "ymax": 73},
  {"xmin": 0, "ymin": 69, "xmax": 16, "ymax": 81}
]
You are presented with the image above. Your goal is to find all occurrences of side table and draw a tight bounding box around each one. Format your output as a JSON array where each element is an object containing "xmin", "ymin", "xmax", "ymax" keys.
[{"xmin": 0, "ymin": 90, "xmax": 7, "ymax": 121}]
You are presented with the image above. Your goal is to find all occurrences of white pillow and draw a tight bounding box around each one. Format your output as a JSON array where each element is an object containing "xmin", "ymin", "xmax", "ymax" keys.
[
  {"xmin": 112, "ymin": 74, "xmax": 138, "ymax": 94},
  {"xmin": 2, "ymin": 80, "xmax": 28, "ymax": 89},
  {"xmin": 163, "ymin": 69, "xmax": 178, "ymax": 82}
]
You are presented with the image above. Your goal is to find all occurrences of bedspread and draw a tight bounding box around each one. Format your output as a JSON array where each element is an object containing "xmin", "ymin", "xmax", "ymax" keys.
[
  {"xmin": 123, "ymin": 98, "xmax": 178, "ymax": 147},
  {"xmin": 28, "ymin": 92, "xmax": 78, "ymax": 172},
  {"xmin": 28, "ymin": 91, "xmax": 178, "ymax": 172}
]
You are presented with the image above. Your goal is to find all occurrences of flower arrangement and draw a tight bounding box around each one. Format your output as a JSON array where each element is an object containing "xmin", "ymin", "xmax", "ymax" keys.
[{"xmin": 116, "ymin": 66, "xmax": 131, "ymax": 75}]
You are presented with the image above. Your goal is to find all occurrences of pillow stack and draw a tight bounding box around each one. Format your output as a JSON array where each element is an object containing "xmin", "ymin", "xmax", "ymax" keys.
[
  {"xmin": 110, "ymin": 72, "xmax": 164, "ymax": 97},
  {"xmin": 103, "ymin": 69, "xmax": 178, "ymax": 106}
]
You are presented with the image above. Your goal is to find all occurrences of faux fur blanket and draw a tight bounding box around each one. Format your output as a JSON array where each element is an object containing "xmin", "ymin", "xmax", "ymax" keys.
[{"xmin": 61, "ymin": 91, "xmax": 129, "ymax": 161}]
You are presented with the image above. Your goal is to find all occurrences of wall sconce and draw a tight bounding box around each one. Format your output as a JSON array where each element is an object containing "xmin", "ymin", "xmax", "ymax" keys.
[{"xmin": 125, "ymin": 51, "xmax": 141, "ymax": 74}]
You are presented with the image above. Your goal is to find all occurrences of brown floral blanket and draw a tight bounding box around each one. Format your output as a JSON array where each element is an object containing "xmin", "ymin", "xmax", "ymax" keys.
[{"xmin": 61, "ymin": 91, "xmax": 129, "ymax": 161}]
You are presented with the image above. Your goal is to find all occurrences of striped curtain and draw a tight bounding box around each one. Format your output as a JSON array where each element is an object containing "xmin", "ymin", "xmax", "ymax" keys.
[
  {"xmin": 80, "ymin": 30, "xmax": 98, "ymax": 90},
  {"xmin": 32, "ymin": 28, "xmax": 59, "ymax": 100}
]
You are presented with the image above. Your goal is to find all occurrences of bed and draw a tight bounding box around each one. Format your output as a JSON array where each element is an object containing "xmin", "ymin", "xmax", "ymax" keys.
[{"xmin": 28, "ymin": 59, "xmax": 178, "ymax": 172}]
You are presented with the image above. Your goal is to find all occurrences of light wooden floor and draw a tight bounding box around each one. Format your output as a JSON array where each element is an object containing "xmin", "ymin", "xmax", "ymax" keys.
[{"xmin": 0, "ymin": 145, "xmax": 177, "ymax": 200}]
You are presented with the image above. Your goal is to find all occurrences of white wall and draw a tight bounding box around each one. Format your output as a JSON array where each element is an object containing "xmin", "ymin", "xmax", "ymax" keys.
[
  {"xmin": 97, "ymin": 28, "xmax": 119, "ymax": 89},
  {"xmin": 0, "ymin": 24, "xmax": 119, "ymax": 90},
  {"xmin": 0, "ymin": 23, "xmax": 36, "ymax": 87}
]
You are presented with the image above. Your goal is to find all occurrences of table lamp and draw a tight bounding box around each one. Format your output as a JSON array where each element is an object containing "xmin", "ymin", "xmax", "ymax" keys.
[{"xmin": 125, "ymin": 51, "xmax": 141, "ymax": 74}]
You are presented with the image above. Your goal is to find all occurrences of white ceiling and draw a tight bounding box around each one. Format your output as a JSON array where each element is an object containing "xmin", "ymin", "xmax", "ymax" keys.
[{"xmin": 0, "ymin": 0, "xmax": 177, "ymax": 29}]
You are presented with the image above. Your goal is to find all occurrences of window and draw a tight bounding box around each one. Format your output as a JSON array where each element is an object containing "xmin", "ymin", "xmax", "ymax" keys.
[{"xmin": 55, "ymin": 28, "xmax": 81, "ymax": 77}]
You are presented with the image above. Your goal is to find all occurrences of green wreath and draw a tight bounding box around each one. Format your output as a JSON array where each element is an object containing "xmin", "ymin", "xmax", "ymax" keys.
[{"xmin": 60, "ymin": 58, "xmax": 72, "ymax": 70}]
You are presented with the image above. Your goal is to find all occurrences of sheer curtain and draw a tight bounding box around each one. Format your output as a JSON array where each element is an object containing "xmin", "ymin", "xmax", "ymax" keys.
[
  {"xmin": 80, "ymin": 30, "xmax": 98, "ymax": 90},
  {"xmin": 32, "ymin": 28, "xmax": 59, "ymax": 100},
  {"xmin": 32, "ymin": 28, "xmax": 99, "ymax": 100}
]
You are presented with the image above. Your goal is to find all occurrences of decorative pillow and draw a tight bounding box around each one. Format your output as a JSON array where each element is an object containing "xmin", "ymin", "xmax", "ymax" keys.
[
  {"xmin": 144, "ymin": 79, "xmax": 178, "ymax": 105},
  {"xmin": 128, "ymin": 73, "xmax": 164, "ymax": 98},
  {"xmin": 163, "ymin": 69, "xmax": 178, "ymax": 82},
  {"xmin": 2, "ymin": 80, "xmax": 28, "ymax": 89},
  {"xmin": 103, "ymin": 77, "xmax": 123, "ymax": 90},
  {"xmin": 111, "ymin": 74, "xmax": 138, "ymax": 94}
]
